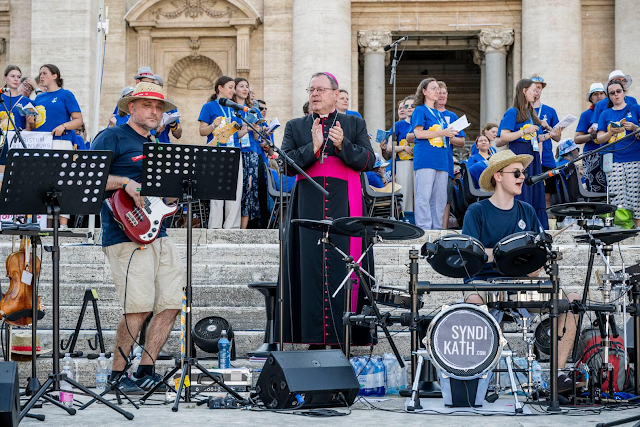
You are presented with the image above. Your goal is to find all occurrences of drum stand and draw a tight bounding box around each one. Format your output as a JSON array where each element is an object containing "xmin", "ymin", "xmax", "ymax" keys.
[
  {"xmin": 326, "ymin": 232, "xmax": 404, "ymax": 367},
  {"xmin": 545, "ymin": 248, "xmax": 563, "ymax": 412}
]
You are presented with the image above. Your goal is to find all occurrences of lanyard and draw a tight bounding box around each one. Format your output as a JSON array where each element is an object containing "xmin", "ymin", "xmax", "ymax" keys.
[
  {"xmin": 426, "ymin": 106, "xmax": 446, "ymax": 129},
  {"xmin": 537, "ymin": 103, "xmax": 543, "ymax": 119},
  {"xmin": 217, "ymin": 101, "xmax": 232, "ymax": 120}
]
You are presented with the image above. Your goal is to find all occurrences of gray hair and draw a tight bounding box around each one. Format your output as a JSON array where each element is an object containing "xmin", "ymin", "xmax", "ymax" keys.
[{"xmin": 310, "ymin": 72, "xmax": 338, "ymax": 90}]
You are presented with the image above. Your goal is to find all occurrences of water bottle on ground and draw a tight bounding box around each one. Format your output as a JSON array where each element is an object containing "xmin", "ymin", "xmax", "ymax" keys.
[
  {"xmin": 382, "ymin": 353, "xmax": 399, "ymax": 395},
  {"xmin": 218, "ymin": 330, "xmax": 230, "ymax": 369},
  {"xmin": 129, "ymin": 355, "xmax": 141, "ymax": 379},
  {"xmin": 373, "ymin": 357, "xmax": 386, "ymax": 397},
  {"xmin": 96, "ymin": 353, "xmax": 109, "ymax": 392},
  {"xmin": 60, "ymin": 353, "xmax": 74, "ymax": 408},
  {"xmin": 361, "ymin": 357, "xmax": 375, "ymax": 396},
  {"xmin": 350, "ymin": 357, "xmax": 365, "ymax": 393}
]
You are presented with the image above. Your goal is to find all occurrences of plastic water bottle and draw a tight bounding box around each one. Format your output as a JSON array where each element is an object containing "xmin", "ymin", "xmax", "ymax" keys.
[
  {"xmin": 373, "ymin": 357, "xmax": 386, "ymax": 397},
  {"xmin": 60, "ymin": 353, "xmax": 74, "ymax": 407},
  {"xmin": 218, "ymin": 330, "xmax": 230, "ymax": 369},
  {"xmin": 96, "ymin": 353, "xmax": 109, "ymax": 392},
  {"xmin": 129, "ymin": 355, "xmax": 141, "ymax": 379},
  {"xmin": 350, "ymin": 357, "xmax": 365, "ymax": 393},
  {"xmin": 361, "ymin": 357, "xmax": 375, "ymax": 396},
  {"xmin": 383, "ymin": 353, "xmax": 398, "ymax": 395}
]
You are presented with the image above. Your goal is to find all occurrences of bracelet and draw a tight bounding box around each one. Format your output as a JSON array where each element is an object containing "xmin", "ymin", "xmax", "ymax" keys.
[{"xmin": 123, "ymin": 178, "xmax": 130, "ymax": 189}]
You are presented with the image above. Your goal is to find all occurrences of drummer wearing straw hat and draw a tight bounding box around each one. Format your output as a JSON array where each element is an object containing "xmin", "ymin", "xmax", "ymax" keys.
[
  {"xmin": 461, "ymin": 149, "xmax": 581, "ymax": 393},
  {"xmin": 91, "ymin": 82, "xmax": 184, "ymax": 395}
]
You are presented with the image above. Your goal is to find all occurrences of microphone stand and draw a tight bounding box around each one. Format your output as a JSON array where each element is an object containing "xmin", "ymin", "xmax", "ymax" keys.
[
  {"xmin": 388, "ymin": 37, "xmax": 407, "ymax": 220},
  {"xmin": 233, "ymin": 111, "xmax": 329, "ymax": 351},
  {"xmin": 0, "ymin": 94, "xmax": 28, "ymax": 149}
]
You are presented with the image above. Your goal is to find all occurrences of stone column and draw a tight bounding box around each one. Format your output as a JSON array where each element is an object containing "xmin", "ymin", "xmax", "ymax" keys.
[
  {"xmin": 358, "ymin": 31, "xmax": 391, "ymax": 134},
  {"xmin": 137, "ymin": 27, "xmax": 152, "ymax": 69},
  {"xmin": 478, "ymin": 29, "xmax": 514, "ymax": 125},
  {"xmin": 291, "ymin": 0, "xmax": 351, "ymax": 115},
  {"xmin": 473, "ymin": 49, "xmax": 486, "ymax": 126},
  {"xmin": 522, "ymin": 0, "xmax": 581, "ymax": 133},
  {"xmin": 616, "ymin": 0, "xmax": 640, "ymax": 100},
  {"xmin": 235, "ymin": 25, "xmax": 252, "ymax": 78}
]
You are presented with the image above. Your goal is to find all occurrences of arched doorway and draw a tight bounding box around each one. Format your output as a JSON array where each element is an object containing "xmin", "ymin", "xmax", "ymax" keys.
[{"xmin": 166, "ymin": 55, "xmax": 223, "ymax": 144}]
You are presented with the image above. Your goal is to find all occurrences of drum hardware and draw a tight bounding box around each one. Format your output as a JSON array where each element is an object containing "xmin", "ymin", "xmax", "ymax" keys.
[
  {"xmin": 418, "ymin": 279, "xmax": 553, "ymax": 293},
  {"xmin": 421, "ymin": 234, "xmax": 487, "ymax": 278},
  {"xmin": 493, "ymin": 231, "xmax": 552, "ymax": 277}
]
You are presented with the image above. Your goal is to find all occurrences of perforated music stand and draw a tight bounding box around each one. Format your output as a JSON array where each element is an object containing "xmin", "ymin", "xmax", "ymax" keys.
[
  {"xmin": 136, "ymin": 143, "xmax": 245, "ymax": 411},
  {"xmin": 0, "ymin": 149, "xmax": 134, "ymax": 421}
]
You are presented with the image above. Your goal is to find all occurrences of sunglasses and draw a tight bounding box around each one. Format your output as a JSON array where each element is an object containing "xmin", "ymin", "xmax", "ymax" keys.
[
  {"xmin": 259, "ymin": 106, "xmax": 267, "ymax": 111},
  {"xmin": 609, "ymin": 88, "xmax": 624, "ymax": 96},
  {"xmin": 500, "ymin": 169, "xmax": 527, "ymax": 179},
  {"xmin": 531, "ymin": 76, "xmax": 544, "ymax": 83},
  {"xmin": 403, "ymin": 104, "xmax": 414, "ymax": 108}
]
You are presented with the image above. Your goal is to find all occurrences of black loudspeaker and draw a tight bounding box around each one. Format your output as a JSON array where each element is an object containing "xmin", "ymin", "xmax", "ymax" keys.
[
  {"xmin": 256, "ymin": 350, "xmax": 359, "ymax": 409},
  {"xmin": 0, "ymin": 361, "xmax": 19, "ymax": 427}
]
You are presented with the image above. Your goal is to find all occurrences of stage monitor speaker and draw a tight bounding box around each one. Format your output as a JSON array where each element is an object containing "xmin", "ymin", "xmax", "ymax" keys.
[
  {"xmin": 256, "ymin": 350, "xmax": 359, "ymax": 409},
  {"xmin": 0, "ymin": 361, "xmax": 19, "ymax": 427}
]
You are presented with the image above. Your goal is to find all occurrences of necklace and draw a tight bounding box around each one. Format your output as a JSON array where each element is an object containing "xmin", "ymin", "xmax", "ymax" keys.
[{"xmin": 314, "ymin": 112, "xmax": 338, "ymax": 163}]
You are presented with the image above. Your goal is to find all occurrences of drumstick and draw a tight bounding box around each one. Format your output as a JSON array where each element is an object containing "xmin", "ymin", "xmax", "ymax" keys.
[{"xmin": 552, "ymin": 223, "xmax": 573, "ymax": 239}]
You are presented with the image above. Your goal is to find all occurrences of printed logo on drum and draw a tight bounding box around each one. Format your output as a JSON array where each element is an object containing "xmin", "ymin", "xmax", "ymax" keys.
[{"xmin": 444, "ymin": 325, "xmax": 490, "ymax": 356}]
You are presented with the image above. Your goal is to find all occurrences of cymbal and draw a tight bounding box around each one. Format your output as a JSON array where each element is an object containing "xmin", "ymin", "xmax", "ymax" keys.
[
  {"xmin": 331, "ymin": 217, "xmax": 425, "ymax": 240},
  {"xmin": 575, "ymin": 227, "xmax": 640, "ymax": 245},
  {"xmin": 291, "ymin": 219, "xmax": 348, "ymax": 235},
  {"xmin": 547, "ymin": 202, "xmax": 617, "ymax": 217}
]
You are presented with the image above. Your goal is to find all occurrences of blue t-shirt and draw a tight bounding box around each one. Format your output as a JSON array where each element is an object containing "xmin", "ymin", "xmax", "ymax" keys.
[
  {"xmin": 597, "ymin": 104, "xmax": 640, "ymax": 163},
  {"xmin": 0, "ymin": 93, "xmax": 29, "ymax": 131},
  {"xmin": 440, "ymin": 109, "xmax": 466, "ymax": 178},
  {"xmin": 462, "ymin": 198, "xmax": 544, "ymax": 280},
  {"xmin": 466, "ymin": 152, "xmax": 490, "ymax": 168},
  {"xmin": 535, "ymin": 104, "xmax": 559, "ymax": 168},
  {"xmin": 411, "ymin": 105, "xmax": 451, "ymax": 172},
  {"xmin": 269, "ymin": 169, "xmax": 295, "ymax": 192},
  {"xmin": 198, "ymin": 99, "xmax": 241, "ymax": 147},
  {"xmin": 345, "ymin": 110, "xmax": 362, "ymax": 118},
  {"xmin": 592, "ymin": 95, "xmax": 638, "ymax": 127},
  {"xmin": 91, "ymin": 124, "xmax": 167, "ymax": 247},
  {"xmin": 73, "ymin": 131, "xmax": 87, "ymax": 150},
  {"xmin": 498, "ymin": 107, "xmax": 539, "ymax": 155},
  {"xmin": 470, "ymin": 144, "xmax": 497, "ymax": 156},
  {"xmin": 33, "ymin": 88, "xmax": 81, "ymax": 141},
  {"xmin": 366, "ymin": 171, "xmax": 385, "ymax": 188},
  {"xmin": 392, "ymin": 120, "xmax": 413, "ymax": 161},
  {"xmin": 576, "ymin": 107, "xmax": 599, "ymax": 152},
  {"xmin": 156, "ymin": 108, "xmax": 180, "ymax": 143},
  {"xmin": 468, "ymin": 160, "xmax": 488, "ymax": 189},
  {"xmin": 238, "ymin": 109, "xmax": 264, "ymax": 153}
]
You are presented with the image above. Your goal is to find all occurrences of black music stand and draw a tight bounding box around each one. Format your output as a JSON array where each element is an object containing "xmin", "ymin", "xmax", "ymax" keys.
[
  {"xmin": 0, "ymin": 149, "xmax": 134, "ymax": 421},
  {"xmin": 136, "ymin": 143, "xmax": 246, "ymax": 411}
]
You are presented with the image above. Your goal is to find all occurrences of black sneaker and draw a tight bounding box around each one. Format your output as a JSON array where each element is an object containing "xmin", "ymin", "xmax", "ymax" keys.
[
  {"xmin": 134, "ymin": 373, "xmax": 168, "ymax": 392},
  {"xmin": 557, "ymin": 374, "xmax": 574, "ymax": 394},
  {"xmin": 117, "ymin": 377, "xmax": 144, "ymax": 395}
]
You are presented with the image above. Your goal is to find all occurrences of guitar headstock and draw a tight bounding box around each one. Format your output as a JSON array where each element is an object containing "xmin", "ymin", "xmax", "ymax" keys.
[{"xmin": 209, "ymin": 121, "xmax": 241, "ymax": 146}]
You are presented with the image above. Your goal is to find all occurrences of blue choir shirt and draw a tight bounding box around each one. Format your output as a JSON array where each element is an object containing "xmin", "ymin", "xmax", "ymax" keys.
[
  {"xmin": 576, "ymin": 107, "xmax": 599, "ymax": 152},
  {"xmin": 470, "ymin": 144, "xmax": 497, "ymax": 156},
  {"xmin": 366, "ymin": 171, "xmax": 385, "ymax": 188},
  {"xmin": 91, "ymin": 124, "xmax": 167, "ymax": 247},
  {"xmin": 441, "ymin": 109, "xmax": 466, "ymax": 178},
  {"xmin": 536, "ymin": 104, "xmax": 559, "ymax": 168},
  {"xmin": 411, "ymin": 105, "xmax": 450, "ymax": 172},
  {"xmin": 73, "ymin": 131, "xmax": 87, "ymax": 150},
  {"xmin": 466, "ymin": 152, "xmax": 490, "ymax": 168},
  {"xmin": 597, "ymin": 104, "xmax": 640, "ymax": 163},
  {"xmin": 392, "ymin": 120, "xmax": 413, "ymax": 161},
  {"xmin": 156, "ymin": 108, "xmax": 180, "ymax": 143},
  {"xmin": 462, "ymin": 198, "xmax": 543, "ymax": 280},
  {"xmin": 33, "ymin": 88, "xmax": 81, "ymax": 141},
  {"xmin": 198, "ymin": 100, "xmax": 241, "ymax": 147},
  {"xmin": 468, "ymin": 160, "xmax": 488, "ymax": 189},
  {"xmin": 592, "ymin": 95, "xmax": 638, "ymax": 127},
  {"xmin": 498, "ymin": 107, "xmax": 539, "ymax": 154},
  {"xmin": 0, "ymin": 93, "xmax": 29, "ymax": 130},
  {"xmin": 345, "ymin": 110, "xmax": 362, "ymax": 118}
]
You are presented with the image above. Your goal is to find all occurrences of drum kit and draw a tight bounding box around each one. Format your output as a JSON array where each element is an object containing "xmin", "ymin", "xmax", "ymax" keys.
[{"xmin": 293, "ymin": 201, "xmax": 640, "ymax": 413}]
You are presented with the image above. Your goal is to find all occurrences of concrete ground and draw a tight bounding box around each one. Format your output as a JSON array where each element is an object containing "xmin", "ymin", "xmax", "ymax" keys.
[{"xmin": 19, "ymin": 392, "xmax": 640, "ymax": 427}]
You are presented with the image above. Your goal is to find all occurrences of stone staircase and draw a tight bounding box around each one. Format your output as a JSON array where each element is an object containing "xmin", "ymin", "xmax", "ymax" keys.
[{"xmin": 3, "ymin": 228, "xmax": 638, "ymax": 386}]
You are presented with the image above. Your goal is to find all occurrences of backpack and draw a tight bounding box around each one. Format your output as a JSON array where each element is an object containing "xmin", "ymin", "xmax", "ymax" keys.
[{"xmin": 575, "ymin": 326, "xmax": 631, "ymax": 392}]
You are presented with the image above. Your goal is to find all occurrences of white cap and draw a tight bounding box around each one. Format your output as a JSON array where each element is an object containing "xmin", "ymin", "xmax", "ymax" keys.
[
  {"xmin": 608, "ymin": 70, "xmax": 632, "ymax": 88},
  {"xmin": 586, "ymin": 82, "xmax": 605, "ymax": 103}
]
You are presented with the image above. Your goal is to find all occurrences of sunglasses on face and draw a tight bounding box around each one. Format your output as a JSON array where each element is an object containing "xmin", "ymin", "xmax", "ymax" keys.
[
  {"xmin": 259, "ymin": 106, "xmax": 267, "ymax": 111},
  {"xmin": 531, "ymin": 76, "xmax": 544, "ymax": 83},
  {"xmin": 404, "ymin": 104, "xmax": 414, "ymax": 108},
  {"xmin": 609, "ymin": 88, "xmax": 624, "ymax": 96},
  {"xmin": 500, "ymin": 169, "xmax": 527, "ymax": 179}
]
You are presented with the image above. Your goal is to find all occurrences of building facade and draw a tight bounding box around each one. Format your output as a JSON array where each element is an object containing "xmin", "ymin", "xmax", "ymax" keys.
[{"xmin": 2, "ymin": 0, "xmax": 638, "ymax": 144}]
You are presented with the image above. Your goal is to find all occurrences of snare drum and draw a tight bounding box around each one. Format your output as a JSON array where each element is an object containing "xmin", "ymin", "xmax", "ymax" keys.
[
  {"xmin": 422, "ymin": 234, "xmax": 488, "ymax": 278},
  {"xmin": 492, "ymin": 231, "xmax": 551, "ymax": 277}
]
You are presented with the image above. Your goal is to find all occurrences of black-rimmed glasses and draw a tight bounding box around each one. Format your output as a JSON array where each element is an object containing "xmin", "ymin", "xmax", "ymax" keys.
[
  {"xmin": 609, "ymin": 88, "xmax": 624, "ymax": 96},
  {"xmin": 500, "ymin": 169, "xmax": 527, "ymax": 179}
]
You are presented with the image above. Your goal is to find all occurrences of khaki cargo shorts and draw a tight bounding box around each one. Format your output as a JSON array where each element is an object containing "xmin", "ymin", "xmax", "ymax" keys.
[{"xmin": 103, "ymin": 237, "xmax": 185, "ymax": 314}]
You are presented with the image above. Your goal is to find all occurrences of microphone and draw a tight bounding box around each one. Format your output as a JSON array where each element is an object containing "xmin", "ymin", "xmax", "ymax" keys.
[
  {"xmin": 525, "ymin": 168, "xmax": 562, "ymax": 186},
  {"xmin": 384, "ymin": 36, "xmax": 408, "ymax": 51},
  {"xmin": 218, "ymin": 97, "xmax": 257, "ymax": 114},
  {"xmin": 1, "ymin": 87, "xmax": 10, "ymax": 94}
]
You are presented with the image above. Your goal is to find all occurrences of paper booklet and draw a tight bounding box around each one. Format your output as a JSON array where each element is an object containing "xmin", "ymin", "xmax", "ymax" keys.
[
  {"xmin": 448, "ymin": 114, "xmax": 470, "ymax": 132},
  {"xmin": 16, "ymin": 102, "xmax": 39, "ymax": 116},
  {"xmin": 375, "ymin": 129, "xmax": 391, "ymax": 144},
  {"xmin": 554, "ymin": 114, "xmax": 577, "ymax": 129},
  {"xmin": 160, "ymin": 111, "xmax": 181, "ymax": 127},
  {"xmin": 266, "ymin": 117, "xmax": 280, "ymax": 134}
]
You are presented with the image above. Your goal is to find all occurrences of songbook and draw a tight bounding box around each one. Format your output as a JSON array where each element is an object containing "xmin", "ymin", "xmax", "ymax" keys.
[
  {"xmin": 159, "ymin": 111, "xmax": 181, "ymax": 127},
  {"xmin": 447, "ymin": 115, "xmax": 470, "ymax": 133},
  {"xmin": 554, "ymin": 114, "xmax": 577, "ymax": 129}
]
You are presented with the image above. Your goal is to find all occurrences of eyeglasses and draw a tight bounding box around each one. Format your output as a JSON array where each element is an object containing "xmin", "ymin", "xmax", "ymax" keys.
[
  {"xmin": 404, "ymin": 104, "xmax": 414, "ymax": 108},
  {"xmin": 500, "ymin": 169, "xmax": 527, "ymax": 179},
  {"xmin": 531, "ymin": 76, "xmax": 544, "ymax": 83},
  {"xmin": 609, "ymin": 88, "xmax": 624, "ymax": 96},
  {"xmin": 306, "ymin": 87, "xmax": 333, "ymax": 95}
]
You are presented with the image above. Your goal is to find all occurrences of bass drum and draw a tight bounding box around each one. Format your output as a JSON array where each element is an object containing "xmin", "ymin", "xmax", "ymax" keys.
[
  {"xmin": 492, "ymin": 231, "xmax": 550, "ymax": 277},
  {"xmin": 421, "ymin": 234, "xmax": 487, "ymax": 278}
]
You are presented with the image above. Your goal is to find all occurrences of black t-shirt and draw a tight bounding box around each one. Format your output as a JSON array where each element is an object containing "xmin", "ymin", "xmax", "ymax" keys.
[{"xmin": 91, "ymin": 124, "xmax": 168, "ymax": 247}]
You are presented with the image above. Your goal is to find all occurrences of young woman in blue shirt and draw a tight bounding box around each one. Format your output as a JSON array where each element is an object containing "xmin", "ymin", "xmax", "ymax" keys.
[{"xmin": 574, "ymin": 83, "xmax": 607, "ymax": 192}]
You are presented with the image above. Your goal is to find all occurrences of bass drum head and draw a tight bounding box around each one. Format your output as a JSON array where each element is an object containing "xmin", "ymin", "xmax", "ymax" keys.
[
  {"xmin": 493, "ymin": 232, "xmax": 547, "ymax": 277},
  {"xmin": 424, "ymin": 234, "xmax": 487, "ymax": 278},
  {"xmin": 426, "ymin": 304, "xmax": 503, "ymax": 380}
]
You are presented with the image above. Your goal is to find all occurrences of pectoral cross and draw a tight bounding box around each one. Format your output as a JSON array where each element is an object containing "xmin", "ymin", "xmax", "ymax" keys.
[{"xmin": 320, "ymin": 151, "xmax": 328, "ymax": 163}]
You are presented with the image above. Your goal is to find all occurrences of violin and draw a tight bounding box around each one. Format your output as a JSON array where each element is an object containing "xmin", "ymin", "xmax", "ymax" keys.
[{"xmin": 0, "ymin": 236, "xmax": 42, "ymax": 326}]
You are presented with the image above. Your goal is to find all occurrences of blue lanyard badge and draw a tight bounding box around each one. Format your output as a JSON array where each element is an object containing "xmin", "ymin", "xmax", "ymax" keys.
[{"xmin": 528, "ymin": 117, "xmax": 539, "ymax": 152}]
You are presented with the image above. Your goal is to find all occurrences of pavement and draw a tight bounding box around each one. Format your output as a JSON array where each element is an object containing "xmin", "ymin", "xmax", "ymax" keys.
[{"xmin": 19, "ymin": 392, "xmax": 640, "ymax": 427}]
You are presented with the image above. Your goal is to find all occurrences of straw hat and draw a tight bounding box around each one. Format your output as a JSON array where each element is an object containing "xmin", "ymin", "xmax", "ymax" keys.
[
  {"xmin": 11, "ymin": 331, "xmax": 51, "ymax": 362},
  {"xmin": 478, "ymin": 149, "xmax": 533, "ymax": 192},
  {"xmin": 117, "ymin": 82, "xmax": 177, "ymax": 115}
]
